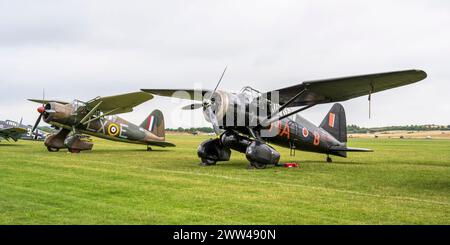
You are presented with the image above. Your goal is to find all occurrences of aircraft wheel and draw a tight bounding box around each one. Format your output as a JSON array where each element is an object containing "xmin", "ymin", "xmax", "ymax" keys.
[
  {"xmin": 47, "ymin": 146, "xmax": 59, "ymax": 152},
  {"xmin": 250, "ymin": 161, "xmax": 267, "ymax": 169},
  {"xmin": 68, "ymin": 148, "xmax": 81, "ymax": 153},
  {"xmin": 147, "ymin": 146, "xmax": 152, "ymax": 151},
  {"xmin": 200, "ymin": 158, "xmax": 216, "ymax": 166},
  {"xmin": 326, "ymin": 156, "xmax": 332, "ymax": 163}
]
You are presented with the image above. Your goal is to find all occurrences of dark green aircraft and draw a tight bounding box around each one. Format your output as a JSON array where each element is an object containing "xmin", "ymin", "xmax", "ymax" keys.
[
  {"xmin": 29, "ymin": 92, "xmax": 174, "ymax": 152},
  {"xmin": 142, "ymin": 69, "xmax": 427, "ymax": 168}
]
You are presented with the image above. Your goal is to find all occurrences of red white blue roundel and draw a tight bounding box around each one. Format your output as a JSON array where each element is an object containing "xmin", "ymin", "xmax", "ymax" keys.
[{"xmin": 302, "ymin": 127, "xmax": 309, "ymax": 138}]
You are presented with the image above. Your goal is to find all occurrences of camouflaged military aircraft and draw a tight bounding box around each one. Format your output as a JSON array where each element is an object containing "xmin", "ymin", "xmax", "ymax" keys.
[
  {"xmin": 29, "ymin": 91, "xmax": 174, "ymax": 152},
  {"xmin": 0, "ymin": 118, "xmax": 46, "ymax": 142},
  {"xmin": 142, "ymin": 69, "xmax": 427, "ymax": 168},
  {"xmin": 0, "ymin": 119, "xmax": 28, "ymax": 142}
]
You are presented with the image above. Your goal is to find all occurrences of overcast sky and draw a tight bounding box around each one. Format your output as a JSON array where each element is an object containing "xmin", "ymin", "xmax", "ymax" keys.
[{"xmin": 0, "ymin": 0, "xmax": 449, "ymax": 128}]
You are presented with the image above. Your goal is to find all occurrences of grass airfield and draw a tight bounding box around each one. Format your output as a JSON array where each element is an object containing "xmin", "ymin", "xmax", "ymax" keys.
[{"xmin": 0, "ymin": 135, "xmax": 449, "ymax": 224}]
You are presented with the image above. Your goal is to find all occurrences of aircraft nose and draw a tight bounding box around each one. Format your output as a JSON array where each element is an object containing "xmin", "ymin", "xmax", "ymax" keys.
[{"xmin": 37, "ymin": 106, "xmax": 45, "ymax": 114}]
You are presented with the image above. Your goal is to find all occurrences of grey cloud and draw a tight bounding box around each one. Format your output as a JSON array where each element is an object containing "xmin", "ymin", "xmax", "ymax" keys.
[{"xmin": 0, "ymin": 0, "xmax": 449, "ymax": 128}]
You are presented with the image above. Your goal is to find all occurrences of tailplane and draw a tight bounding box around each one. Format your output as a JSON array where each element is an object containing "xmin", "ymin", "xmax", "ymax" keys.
[
  {"xmin": 320, "ymin": 103, "xmax": 347, "ymax": 143},
  {"xmin": 140, "ymin": 109, "xmax": 166, "ymax": 138}
]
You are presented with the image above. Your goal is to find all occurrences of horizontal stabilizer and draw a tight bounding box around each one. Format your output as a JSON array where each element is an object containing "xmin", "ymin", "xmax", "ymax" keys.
[{"xmin": 329, "ymin": 146, "xmax": 373, "ymax": 152}]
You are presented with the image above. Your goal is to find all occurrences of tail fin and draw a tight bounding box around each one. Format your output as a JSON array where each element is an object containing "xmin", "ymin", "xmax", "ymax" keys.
[
  {"xmin": 140, "ymin": 109, "xmax": 165, "ymax": 138},
  {"xmin": 319, "ymin": 103, "xmax": 347, "ymax": 143}
]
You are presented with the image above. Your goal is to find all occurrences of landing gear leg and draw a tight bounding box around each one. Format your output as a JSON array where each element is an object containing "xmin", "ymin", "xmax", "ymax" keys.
[{"xmin": 326, "ymin": 155, "xmax": 332, "ymax": 163}]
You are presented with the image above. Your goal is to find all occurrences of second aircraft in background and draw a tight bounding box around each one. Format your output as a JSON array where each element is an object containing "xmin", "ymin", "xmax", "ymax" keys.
[{"xmin": 29, "ymin": 92, "xmax": 174, "ymax": 153}]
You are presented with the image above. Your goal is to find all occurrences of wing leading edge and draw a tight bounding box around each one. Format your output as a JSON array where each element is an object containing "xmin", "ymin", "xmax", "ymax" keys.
[
  {"xmin": 263, "ymin": 69, "xmax": 427, "ymax": 107},
  {"xmin": 85, "ymin": 91, "xmax": 154, "ymax": 115}
]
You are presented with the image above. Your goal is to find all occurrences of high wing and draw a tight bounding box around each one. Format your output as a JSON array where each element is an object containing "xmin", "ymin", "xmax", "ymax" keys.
[
  {"xmin": 85, "ymin": 92, "xmax": 154, "ymax": 115},
  {"xmin": 140, "ymin": 89, "xmax": 210, "ymax": 101},
  {"xmin": 0, "ymin": 127, "xmax": 28, "ymax": 141},
  {"xmin": 28, "ymin": 99, "xmax": 69, "ymax": 105},
  {"xmin": 263, "ymin": 69, "xmax": 427, "ymax": 107}
]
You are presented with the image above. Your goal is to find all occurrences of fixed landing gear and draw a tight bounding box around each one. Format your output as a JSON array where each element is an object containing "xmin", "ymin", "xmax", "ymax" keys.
[
  {"xmin": 197, "ymin": 138, "xmax": 231, "ymax": 166},
  {"xmin": 247, "ymin": 161, "xmax": 267, "ymax": 169},
  {"xmin": 64, "ymin": 134, "xmax": 93, "ymax": 153},
  {"xmin": 326, "ymin": 155, "xmax": 333, "ymax": 163},
  {"xmin": 200, "ymin": 157, "xmax": 217, "ymax": 166},
  {"xmin": 68, "ymin": 148, "xmax": 81, "ymax": 153},
  {"xmin": 47, "ymin": 146, "xmax": 59, "ymax": 152}
]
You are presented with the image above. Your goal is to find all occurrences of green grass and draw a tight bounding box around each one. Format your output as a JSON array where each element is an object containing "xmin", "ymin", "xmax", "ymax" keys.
[{"xmin": 0, "ymin": 135, "xmax": 449, "ymax": 224}]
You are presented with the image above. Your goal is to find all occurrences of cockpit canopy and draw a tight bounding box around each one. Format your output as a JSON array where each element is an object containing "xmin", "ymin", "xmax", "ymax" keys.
[{"xmin": 70, "ymin": 99, "xmax": 87, "ymax": 114}]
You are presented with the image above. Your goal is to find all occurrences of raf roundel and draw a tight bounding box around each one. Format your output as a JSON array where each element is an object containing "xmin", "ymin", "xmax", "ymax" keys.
[
  {"xmin": 107, "ymin": 123, "xmax": 120, "ymax": 136},
  {"xmin": 302, "ymin": 127, "xmax": 309, "ymax": 138}
]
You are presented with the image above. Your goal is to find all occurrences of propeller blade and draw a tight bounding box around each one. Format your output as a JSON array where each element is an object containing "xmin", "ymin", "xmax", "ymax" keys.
[
  {"xmin": 206, "ymin": 107, "xmax": 221, "ymax": 135},
  {"xmin": 181, "ymin": 103, "xmax": 203, "ymax": 110},
  {"xmin": 32, "ymin": 113, "xmax": 43, "ymax": 140},
  {"xmin": 209, "ymin": 65, "xmax": 227, "ymax": 100}
]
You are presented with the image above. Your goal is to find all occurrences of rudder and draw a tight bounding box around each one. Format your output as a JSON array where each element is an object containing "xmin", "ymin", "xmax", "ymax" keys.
[
  {"xmin": 319, "ymin": 103, "xmax": 347, "ymax": 143},
  {"xmin": 140, "ymin": 109, "xmax": 165, "ymax": 138}
]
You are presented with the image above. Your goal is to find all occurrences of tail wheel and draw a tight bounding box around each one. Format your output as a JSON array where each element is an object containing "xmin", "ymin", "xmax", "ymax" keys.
[
  {"xmin": 250, "ymin": 161, "xmax": 267, "ymax": 169},
  {"xmin": 47, "ymin": 146, "xmax": 59, "ymax": 152},
  {"xmin": 200, "ymin": 158, "xmax": 216, "ymax": 166}
]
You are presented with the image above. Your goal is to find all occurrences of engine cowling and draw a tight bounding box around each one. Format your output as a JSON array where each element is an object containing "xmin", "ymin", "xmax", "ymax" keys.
[
  {"xmin": 203, "ymin": 90, "xmax": 252, "ymax": 127},
  {"xmin": 43, "ymin": 102, "xmax": 74, "ymax": 124}
]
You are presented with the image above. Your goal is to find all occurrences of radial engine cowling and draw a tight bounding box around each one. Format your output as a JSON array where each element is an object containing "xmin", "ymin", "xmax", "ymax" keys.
[
  {"xmin": 203, "ymin": 90, "xmax": 247, "ymax": 127},
  {"xmin": 42, "ymin": 102, "xmax": 73, "ymax": 123},
  {"xmin": 245, "ymin": 141, "xmax": 280, "ymax": 165}
]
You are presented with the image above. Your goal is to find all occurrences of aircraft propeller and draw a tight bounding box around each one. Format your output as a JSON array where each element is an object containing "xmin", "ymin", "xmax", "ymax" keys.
[
  {"xmin": 181, "ymin": 66, "xmax": 227, "ymax": 135},
  {"xmin": 31, "ymin": 89, "xmax": 46, "ymax": 140}
]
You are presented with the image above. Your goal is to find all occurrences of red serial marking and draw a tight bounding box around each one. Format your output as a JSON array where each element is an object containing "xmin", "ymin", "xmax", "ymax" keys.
[{"xmin": 328, "ymin": 112, "xmax": 335, "ymax": 128}]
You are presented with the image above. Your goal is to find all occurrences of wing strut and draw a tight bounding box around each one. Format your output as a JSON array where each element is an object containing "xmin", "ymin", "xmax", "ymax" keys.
[
  {"xmin": 257, "ymin": 88, "xmax": 307, "ymax": 129},
  {"xmin": 80, "ymin": 101, "xmax": 103, "ymax": 124}
]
